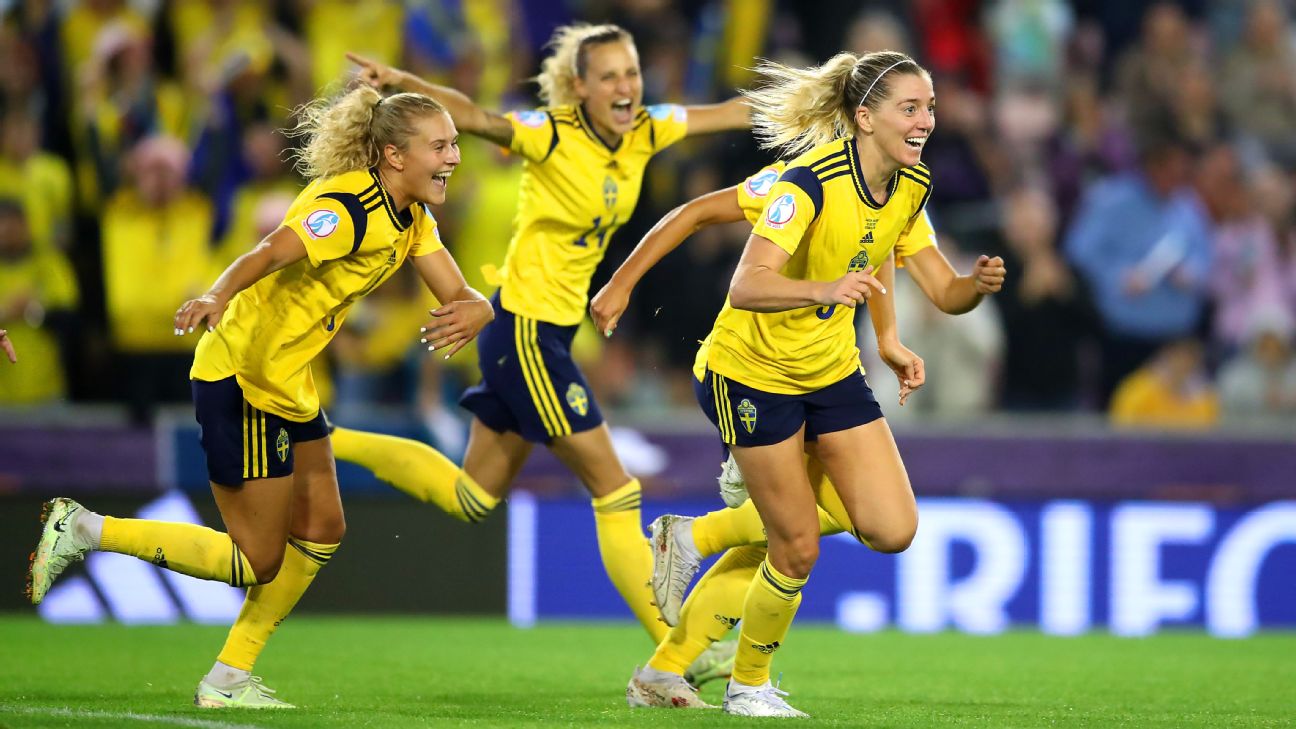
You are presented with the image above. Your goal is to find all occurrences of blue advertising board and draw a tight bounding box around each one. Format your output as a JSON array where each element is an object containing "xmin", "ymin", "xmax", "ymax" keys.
[{"xmin": 507, "ymin": 496, "xmax": 1296, "ymax": 637}]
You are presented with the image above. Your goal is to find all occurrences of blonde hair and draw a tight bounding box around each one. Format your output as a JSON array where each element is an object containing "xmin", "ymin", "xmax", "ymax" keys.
[
  {"xmin": 534, "ymin": 23, "xmax": 633, "ymax": 107},
  {"xmin": 287, "ymin": 86, "xmax": 449, "ymax": 180},
  {"xmin": 743, "ymin": 50, "xmax": 927, "ymax": 157}
]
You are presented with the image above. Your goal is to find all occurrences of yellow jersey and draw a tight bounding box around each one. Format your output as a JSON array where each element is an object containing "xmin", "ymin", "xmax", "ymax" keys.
[
  {"xmin": 192, "ymin": 169, "xmax": 443, "ymax": 420},
  {"xmin": 497, "ymin": 103, "xmax": 689, "ymax": 325},
  {"xmin": 696, "ymin": 140, "xmax": 935, "ymax": 394}
]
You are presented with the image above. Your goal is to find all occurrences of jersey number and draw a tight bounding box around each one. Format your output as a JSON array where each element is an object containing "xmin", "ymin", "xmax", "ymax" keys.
[
  {"xmin": 574, "ymin": 215, "xmax": 619, "ymax": 248},
  {"xmin": 815, "ymin": 305, "xmax": 836, "ymax": 320}
]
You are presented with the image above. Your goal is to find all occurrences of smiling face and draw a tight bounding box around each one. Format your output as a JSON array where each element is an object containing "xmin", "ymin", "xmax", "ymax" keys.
[
  {"xmin": 573, "ymin": 39, "xmax": 643, "ymax": 142},
  {"xmin": 857, "ymin": 72, "xmax": 935, "ymax": 170},
  {"xmin": 384, "ymin": 111, "xmax": 461, "ymax": 207}
]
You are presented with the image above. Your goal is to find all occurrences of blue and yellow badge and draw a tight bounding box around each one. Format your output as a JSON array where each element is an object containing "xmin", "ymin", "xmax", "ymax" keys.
[
  {"xmin": 737, "ymin": 398, "xmax": 758, "ymax": 434},
  {"xmin": 602, "ymin": 176, "xmax": 618, "ymax": 210},
  {"xmin": 848, "ymin": 249, "xmax": 870, "ymax": 272},
  {"xmin": 566, "ymin": 383, "xmax": 590, "ymax": 417},
  {"xmin": 276, "ymin": 428, "xmax": 289, "ymax": 463}
]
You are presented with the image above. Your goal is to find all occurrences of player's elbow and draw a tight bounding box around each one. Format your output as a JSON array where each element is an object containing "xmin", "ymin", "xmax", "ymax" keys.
[{"xmin": 728, "ymin": 270, "xmax": 761, "ymax": 311}]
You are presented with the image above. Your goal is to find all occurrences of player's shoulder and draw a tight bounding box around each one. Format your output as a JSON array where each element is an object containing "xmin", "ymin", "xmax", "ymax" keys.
[{"xmin": 311, "ymin": 169, "xmax": 379, "ymax": 197}]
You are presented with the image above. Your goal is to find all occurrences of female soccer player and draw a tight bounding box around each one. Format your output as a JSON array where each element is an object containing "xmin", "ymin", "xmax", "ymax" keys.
[
  {"xmin": 337, "ymin": 24, "xmax": 749, "ymax": 646},
  {"xmin": 28, "ymin": 87, "xmax": 493, "ymax": 709},
  {"xmin": 658, "ymin": 50, "xmax": 945, "ymax": 717},
  {"xmin": 594, "ymin": 155, "xmax": 1003, "ymax": 709}
]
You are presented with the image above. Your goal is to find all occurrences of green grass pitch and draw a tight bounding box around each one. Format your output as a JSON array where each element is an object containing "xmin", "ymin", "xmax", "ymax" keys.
[{"xmin": 0, "ymin": 616, "xmax": 1292, "ymax": 728}]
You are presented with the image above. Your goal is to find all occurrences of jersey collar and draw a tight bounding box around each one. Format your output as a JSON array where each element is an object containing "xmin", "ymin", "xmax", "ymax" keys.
[
  {"xmin": 575, "ymin": 104, "xmax": 623, "ymax": 153},
  {"xmin": 369, "ymin": 168, "xmax": 414, "ymax": 231},
  {"xmin": 845, "ymin": 138, "xmax": 898, "ymax": 210}
]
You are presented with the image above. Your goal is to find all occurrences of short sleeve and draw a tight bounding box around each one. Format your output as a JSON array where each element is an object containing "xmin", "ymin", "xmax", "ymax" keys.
[
  {"xmin": 286, "ymin": 194, "xmax": 363, "ymax": 266},
  {"xmin": 646, "ymin": 104, "xmax": 688, "ymax": 152},
  {"xmin": 751, "ymin": 167, "xmax": 822, "ymax": 256},
  {"xmin": 409, "ymin": 206, "xmax": 446, "ymax": 257},
  {"xmin": 506, "ymin": 109, "xmax": 558, "ymax": 163},
  {"xmin": 735, "ymin": 163, "xmax": 785, "ymax": 226},
  {"xmin": 895, "ymin": 209, "xmax": 938, "ymax": 266}
]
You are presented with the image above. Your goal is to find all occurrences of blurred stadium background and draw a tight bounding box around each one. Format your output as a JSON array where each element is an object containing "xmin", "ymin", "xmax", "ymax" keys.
[{"xmin": 0, "ymin": 0, "xmax": 1294, "ymax": 725}]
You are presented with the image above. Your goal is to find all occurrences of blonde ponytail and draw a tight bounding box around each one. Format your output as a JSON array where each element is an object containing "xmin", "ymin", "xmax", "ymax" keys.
[
  {"xmin": 534, "ymin": 23, "xmax": 633, "ymax": 107},
  {"xmin": 743, "ymin": 50, "xmax": 927, "ymax": 157},
  {"xmin": 287, "ymin": 87, "xmax": 449, "ymax": 180}
]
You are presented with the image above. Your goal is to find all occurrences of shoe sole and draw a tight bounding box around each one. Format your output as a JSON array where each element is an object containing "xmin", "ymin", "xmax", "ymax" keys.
[
  {"xmin": 649, "ymin": 516, "xmax": 683, "ymax": 627},
  {"xmin": 28, "ymin": 498, "xmax": 72, "ymax": 605}
]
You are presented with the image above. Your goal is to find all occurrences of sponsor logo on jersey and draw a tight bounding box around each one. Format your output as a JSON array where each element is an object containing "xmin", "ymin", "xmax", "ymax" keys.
[
  {"xmin": 303, "ymin": 209, "xmax": 339, "ymax": 239},
  {"xmin": 514, "ymin": 110, "xmax": 547, "ymax": 128},
  {"xmin": 858, "ymin": 231, "xmax": 874, "ymax": 248},
  {"xmin": 764, "ymin": 193, "xmax": 797, "ymax": 229},
  {"xmin": 744, "ymin": 168, "xmax": 779, "ymax": 198}
]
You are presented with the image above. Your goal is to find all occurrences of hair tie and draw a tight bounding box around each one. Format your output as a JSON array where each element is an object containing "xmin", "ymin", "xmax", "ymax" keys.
[
  {"xmin": 858, "ymin": 60, "xmax": 907, "ymax": 109},
  {"xmin": 373, "ymin": 96, "xmax": 385, "ymax": 110}
]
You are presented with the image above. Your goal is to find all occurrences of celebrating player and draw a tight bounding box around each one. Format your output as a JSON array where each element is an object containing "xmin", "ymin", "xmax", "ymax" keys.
[
  {"xmin": 27, "ymin": 87, "xmax": 492, "ymax": 709},
  {"xmin": 336, "ymin": 23, "xmax": 749, "ymax": 657},
  {"xmin": 635, "ymin": 50, "xmax": 947, "ymax": 717}
]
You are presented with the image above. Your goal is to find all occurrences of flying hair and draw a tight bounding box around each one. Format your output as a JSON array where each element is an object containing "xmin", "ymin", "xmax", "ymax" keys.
[
  {"xmin": 742, "ymin": 50, "xmax": 928, "ymax": 157},
  {"xmin": 287, "ymin": 87, "xmax": 448, "ymax": 180}
]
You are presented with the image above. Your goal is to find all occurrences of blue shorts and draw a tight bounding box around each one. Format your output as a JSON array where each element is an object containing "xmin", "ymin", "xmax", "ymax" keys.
[
  {"xmin": 191, "ymin": 376, "xmax": 330, "ymax": 487},
  {"xmin": 694, "ymin": 369, "xmax": 883, "ymax": 448},
  {"xmin": 459, "ymin": 293, "xmax": 603, "ymax": 443}
]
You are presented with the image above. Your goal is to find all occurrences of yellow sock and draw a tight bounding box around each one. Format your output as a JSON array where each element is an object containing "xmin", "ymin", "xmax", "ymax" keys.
[
  {"xmin": 691, "ymin": 500, "xmax": 841, "ymax": 556},
  {"xmin": 648, "ymin": 545, "xmax": 765, "ymax": 675},
  {"xmin": 217, "ymin": 538, "xmax": 339, "ymax": 671},
  {"xmin": 330, "ymin": 427, "xmax": 498, "ymax": 523},
  {"xmin": 591, "ymin": 479, "xmax": 666, "ymax": 643},
  {"xmin": 100, "ymin": 516, "xmax": 257, "ymax": 587},
  {"xmin": 733, "ymin": 558, "xmax": 807, "ymax": 686}
]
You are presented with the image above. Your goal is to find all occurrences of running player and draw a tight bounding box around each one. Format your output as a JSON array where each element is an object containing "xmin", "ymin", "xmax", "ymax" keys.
[
  {"xmin": 336, "ymin": 24, "xmax": 749, "ymax": 655},
  {"xmin": 27, "ymin": 87, "xmax": 492, "ymax": 708}
]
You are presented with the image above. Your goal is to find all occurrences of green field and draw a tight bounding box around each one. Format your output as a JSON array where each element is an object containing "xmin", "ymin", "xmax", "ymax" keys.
[{"xmin": 0, "ymin": 616, "xmax": 1291, "ymax": 728}]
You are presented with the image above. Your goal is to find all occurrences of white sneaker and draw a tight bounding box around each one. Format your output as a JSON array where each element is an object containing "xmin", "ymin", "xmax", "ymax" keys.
[
  {"xmin": 718, "ymin": 454, "xmax": 749, "ymax": 508},
  {"xmin": 649, "ymin": 514, "xmax": 701, "ymax": 627},
  {"xmin": 723, "ymin": 679, "xmax": 809, "ymax": 718},
  {"xmin": 626, "ymin": 666, "xmax": 714, "ymax": 709},
  {"xmin": 28, "ymin": 498, "xmax": 94, "ymax": 605},
  {"xmin": 684, "ymin": 639, "xmax": 736, "ymax": 687},
  {"xmin": 194, "ymin": 676, "xmax": 295, "ymax": 709}
]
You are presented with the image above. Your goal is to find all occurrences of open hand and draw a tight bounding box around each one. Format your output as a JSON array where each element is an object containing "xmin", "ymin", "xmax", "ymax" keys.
[
  {"xmin": 421, "ymin": 299, "xmax": 494, "ymax": 359},
  {"xmin": 346, "ymin": 52, "xmax": 403, "ymax": 89},
  {"xmin": 174, "ymin": 294, "xmax": 228, "ymax": 335}
]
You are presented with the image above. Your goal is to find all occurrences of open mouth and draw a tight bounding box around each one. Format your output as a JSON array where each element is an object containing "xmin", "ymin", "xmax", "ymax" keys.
[
  {"xmin": 431, "ymin": 170, "xmax": 452, "ymax": 191},
  {"xmin": 905, "ymin": 136, "xmax": 927, "ymax": 152},
  {"xmin": 611, "ymin": 99, "xmax": 634, "ymax": 125}
]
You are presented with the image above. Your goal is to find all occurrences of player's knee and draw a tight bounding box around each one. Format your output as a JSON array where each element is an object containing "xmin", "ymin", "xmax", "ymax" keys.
[
  {"xmin": 864, "ymin": 520, "xmax": 917, "ymax": 554},
  {"xmin": 781, "ymin": 534, "xmax": 820, "ymax": 577},
  {"xmin": 317, "ymin": 514, "xmax": 346, "ymax": 543},
  {"xmin": 246, "ymin": 547, "xmax": 286, "ymax": 584}
]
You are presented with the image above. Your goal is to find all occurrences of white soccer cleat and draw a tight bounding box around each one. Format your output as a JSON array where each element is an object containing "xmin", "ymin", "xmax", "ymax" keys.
[
  {"xmin": 684, "ymin": 639, "xmax": 736, "ymax": 687},
  {"xmin": 626, "ymin": 666, "xmax": 715, "ymax": 709},
  {"xmin": 28, "ymin": 497, "xmax": 94, "ymax": 605},
  {"xmin": 718, "ymin": 454, "xmax": 749, "ymax": 508},
  {"xmin": 723, "ymin": 679, "xmax": 810, "ymax": 718},
  {"xmin": 194, "ymin": 676, "xmax": 296, "ymax": 709},
  {"xmin": 649, "ymin": 514, "xmax": 701, "ymax": 627}
]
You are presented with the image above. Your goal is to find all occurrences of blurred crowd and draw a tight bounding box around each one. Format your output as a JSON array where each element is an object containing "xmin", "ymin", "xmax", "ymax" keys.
[{"xmin": 1, "ymin": 0, "xmax": 1294, "ymax": 445}]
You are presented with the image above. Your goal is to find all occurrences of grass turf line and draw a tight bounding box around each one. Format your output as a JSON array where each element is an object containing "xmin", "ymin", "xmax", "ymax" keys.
[{"xmin": 0, "ymin": 616, "xmax": 1292, "ymax": 728}]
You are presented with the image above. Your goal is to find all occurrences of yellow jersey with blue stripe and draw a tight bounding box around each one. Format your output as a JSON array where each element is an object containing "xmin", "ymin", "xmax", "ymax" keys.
[
  {"xmin": 498, "ymin": 103, "xmax": 689, "ymax": 326},
  {"xmin": 192, "ymin": 168, "xmax": 444, "ymax": 420},
  {"xmin": 696, "ymin": 140, "xmax": 935, "ymax": 394}
]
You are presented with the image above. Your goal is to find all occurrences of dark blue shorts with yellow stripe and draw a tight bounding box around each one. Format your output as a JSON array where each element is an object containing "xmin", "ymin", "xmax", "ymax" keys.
[
  {"xmin": 191, "ymin": 375, "xmax": 330, "ymax": 487},
  {"xmin": 694, "ymin": 368, "xmax": 882, "ymax": 448},
  {"xmin": 460, "ymin": 293, "xmax": 603, "ymax": 443}
]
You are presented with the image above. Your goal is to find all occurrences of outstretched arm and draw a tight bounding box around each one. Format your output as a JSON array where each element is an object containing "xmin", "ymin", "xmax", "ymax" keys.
[
  {"xmin": 410, "ymin": 249, "xmax": 493, "ymax": 360},
  {"xmin": 683, "ymin": 97, "xmax": 751, "ymax": 136},
  {"xmin": 903, "ymin": 246, "xmax": 1005, "ymax": 315},
  {"xmin": 175, "ymin": 227, "xmax": 307, "ymax": 334},
  {"xmin": 591, "ymin": 186, "xmax": 746, "ymax": 336},
  {"xmin": 347, "ymin": 52, "xmax": 514, "ymax": 149}
]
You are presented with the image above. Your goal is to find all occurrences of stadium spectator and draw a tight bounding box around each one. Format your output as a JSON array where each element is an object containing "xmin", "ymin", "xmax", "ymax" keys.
[
  {"xmin": 1113, "ymin": 2, "xmax": 1200, "ymax": 144},
  {"xmin": 1064, "ymin": 126, "xmax": 1213, "ymax": 405},
  {"xmin": 1217, "ymin": 311, "xmax": 1296, "ymax": 416},
  {"xmin": 101, "ymin": 136, "xmax": 212, "ymax": 424},
  {"xmin": 1110, "ymin": 338, "xmax": 1220, "ymax": 429},
  {"xmin": 1218, "ymin": 0, "xmax": 1296, "ymax": 169},
  {"xmin": 0, "ymin": 200, "xmax": 77, "ymax": 404},
  {"xmin": 0, "ymin": 112, "xmax": 75, "ymax": 254}
]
